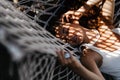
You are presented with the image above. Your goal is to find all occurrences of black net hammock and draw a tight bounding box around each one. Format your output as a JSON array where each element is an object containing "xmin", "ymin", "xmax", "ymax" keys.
[{"xmin": 0, "ymin": 0, "xmax": 120, "ymax": 80}]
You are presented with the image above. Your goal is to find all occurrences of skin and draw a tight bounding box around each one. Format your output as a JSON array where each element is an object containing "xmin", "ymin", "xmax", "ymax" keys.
[
  {"xmin": 56, "ymin": 0, "xmax": 117, "ymax": 80},
  {"xmin": 56, "ymin": 24, "xmax": 105, "ymax": 80},
  {"xmin": 56, "ymin": 48, "xmax": 104, "ymax": 80},
  {"xmin": 56, "ymin": 23, "xmax": 120, "ymax": 79},
  {"xmin": 62, "ymin": 0, "xmax": 114, "ymax": 24},
  {"xmin": 56, "ymin": 24, "xmax": 120, "ymax": 79},
  {"xmin": 101, "ymin": 0, "xmax": 115, "ymax": 23}
]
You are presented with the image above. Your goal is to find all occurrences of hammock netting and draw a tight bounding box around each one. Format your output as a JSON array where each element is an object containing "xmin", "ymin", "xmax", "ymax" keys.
[{"xmin": 0, "ymin": 0, "xmax": 120, "ymax": 80}]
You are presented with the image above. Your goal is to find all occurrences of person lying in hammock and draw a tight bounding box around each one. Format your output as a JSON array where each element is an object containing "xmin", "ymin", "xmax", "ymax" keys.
[{"xmin": 55, "ymin": 0, "xmax": 120, "ymax": 80}]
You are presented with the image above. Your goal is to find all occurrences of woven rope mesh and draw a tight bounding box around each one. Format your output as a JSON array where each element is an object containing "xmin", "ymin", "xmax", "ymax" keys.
[
  {"xmin": 114, "ymin": 0, "xmax": 120, "ymax": 27},
  {"xmin": 8, "ymin": 0, "xmax": 66, "ymax": 33},
  {"xmin": 0, "ymin": 0, "xmax": 120, "ymax": 80},
  {"xmin": 0, "ymin": 0, "xmax": 82, "ymax": 80},
  {"xmin": 7, "ymin": 0, "xmax": 120, "ymax": 29},
  {"xmin": 8, "ymin": 0, "xmax": 85, "ymax": 35}
]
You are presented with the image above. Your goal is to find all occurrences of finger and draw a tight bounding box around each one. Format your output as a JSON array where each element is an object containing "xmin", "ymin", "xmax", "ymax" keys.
[
  {"xmin": 61, "ymin": 15, "xmax": 65, "ymax": 23},
  {"xmin": 62, "ymin": 14, "xmax": 67, "ymax": 23},
  {"xmin": 56, "ymin": 49, "xmax": 67, "ymax": 65},
  {"xmin": 64, "ymin": 50, "xmax": 76, "ymax": 66},
  {"xmin": 61, "ymin": 49, "xmax": 66, "ymax": 61},
  {"xmin": 56, "ymin": 49, "xmax": 64, "ymax": 63},
  {"xmin": 66, "ymin": 14, "xmax": 70, "ymax": 22},
  {"xmin": 60, "ymin": 49, "xmax": 73, "ymax": 65}
]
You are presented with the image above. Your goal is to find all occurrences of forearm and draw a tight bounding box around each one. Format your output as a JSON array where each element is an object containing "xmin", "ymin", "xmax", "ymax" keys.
[
  {"xmin": 101, "ymin": 0, "xmax": 115, "ymax": 24},
  {"xmin": 74, "ymin": 0, "xmax": 103, "ymax": 19},
  {"xmin": 86, "ymin": 0, "xmax": 102, "ymax": 6},
  {"xmin": 56, "ymin": 49, "xmax": 105, "ymax": 80},
  {"xmin": 78, "ymin": 0, "xmax": 103, "ymax": 12},
  {"xmin": 70, "ymin": 59, "xmax": 105, "ymax": 80}
]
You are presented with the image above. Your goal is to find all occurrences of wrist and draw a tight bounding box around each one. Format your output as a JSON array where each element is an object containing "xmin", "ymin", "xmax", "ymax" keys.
[
  {"xmin": 86, "ymin": 0, "xmax": 102, "ymax": 6},
  {"xmin": 69, "ymin": 56, "xmax": 81, "ymax": 69},
  {"xmin": 77, "ymin": 3, "xmax": 91, "ymax": 16}
]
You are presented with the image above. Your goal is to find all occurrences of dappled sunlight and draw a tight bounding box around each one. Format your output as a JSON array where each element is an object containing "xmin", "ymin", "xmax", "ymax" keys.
[
  {"xmin": 55, "ymin": 0, "xmax": 119, "ymax": 53},
  {"xmin": 3, "ymin": 0, "xmax": 120, "ymax": 79},
  {"xmin": 86, "ymin": 0, "xmax": 101, "ymax": 6},
  {"xmin": 102, "ymin": 0, "xmax": 114, "ymax": 14},
  {"xmin": 76, "ymin": 7, "xmax": 86, "ymax": 13},
  {"xmin": 55, "ymin": 23, "xmax": 84, "ymax": 46},
  {"xmin": 55, "ymin": 21, "xmax": 120, "ymax": 52},
  {"xmin": 61, "ymin": 7, "xmax": 86, "ymax": 24},
  {"xmin": 100, "ymin": 49, "xmax": 120, "ymax": 57},
  {"xmin": 101, "ymin": 0, "xmax": 114, "ymax": 23},
  {"xmin": 94, "ymin": 25, "xmax": 120, "ymax": 52}
]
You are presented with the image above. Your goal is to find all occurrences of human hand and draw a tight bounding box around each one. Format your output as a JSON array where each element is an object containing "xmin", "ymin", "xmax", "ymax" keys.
[
  {"xmin": 56, "ymin": 49, "xmax": 79, "ymax": 66},
  {"xmin": 61, "ymin": 10, "xmax": 81, "ymax": 24}
]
